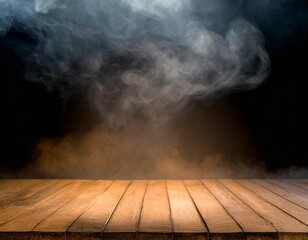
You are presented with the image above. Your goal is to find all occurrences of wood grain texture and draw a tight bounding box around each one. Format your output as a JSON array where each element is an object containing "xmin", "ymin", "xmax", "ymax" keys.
[
  {"xmin": 68, "ymin": 180, "xmax": 130, "ymax": 233},
  {"xmin": 222, "ymin": 180, "xmax": 308, "ymax": 232},
  {"xmin": 267, "ymin": 179, "xmax": 308, "ymax": 196},
  {"xmin": 104, "ymin": 180, "xmax": 148, "ymax": 233},
  {"xmin": 102, "ymin": 180, "xmax": 148, "ymax": 240},
  {"xmin": 0, "ymin": 179, "xmax": 54, "ymax": 209},
  {"xmin": 34, "ymin": 180, "xmax": 113, "ymax": 232},
  {"xmin": 286, "ymin": 179, "xmax": 308, "ymax": 190},
  {"xmin": 202, "ymin": 180, "xmax": 276, "ymax": 234},
  {"xmin": 0, "ymin": 179, "xmax": 307, "ymax": 240},
  {"xmin": 0, "ymin": 180, "xmax": 90, "ymax": 231},
  {"xmin": 253, "ymin": 179, "xmax": 308, "ymax": 210},
  {"xmin": 237, "ymin": 180, "xmax": 308, "ymax": 226},
  {"xmin": 185, "ymin": 180, "xmax": 242, "ymax": 240},
  {"xmin": 166, "ymin": 180, "xmax": 207, "ymax": 235},
  {"xmin": 0, "ymin": 180, "xmax": 73, "ymax": 226},
  {"xmin": 138, "ymin": 180, "xmax": 172, "ymax": 233}
]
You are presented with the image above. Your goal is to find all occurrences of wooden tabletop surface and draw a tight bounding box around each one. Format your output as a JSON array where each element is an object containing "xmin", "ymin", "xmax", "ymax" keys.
[{"xmin": 0, "ymin": 179, "xmax": 307, "ymax": 240}]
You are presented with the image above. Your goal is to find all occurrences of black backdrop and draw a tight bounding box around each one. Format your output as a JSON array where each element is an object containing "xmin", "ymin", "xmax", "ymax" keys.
[{"xmin": 0, "ymin": 0, "xmax": 307, "ymax": 175}]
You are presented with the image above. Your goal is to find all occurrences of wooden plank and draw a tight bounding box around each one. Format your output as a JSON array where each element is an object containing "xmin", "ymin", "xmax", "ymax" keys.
[
  {"xmin": 184, "ymin": 180, "xmax": 242, "ymax": 240},
  {"xmin": 137, "ymin": 180, "xmax": 172, "ymax": 240},
  {"xmin": 0, "ymin": 179, "xmax": 308, "ymax": 240},
  {"xmin": 0, "ymin": 180, "xmax": 91, "ymax": 232},
  {"xmin": 0, "ymin": 179, "xmax": 39, "ymax": 187},
  {"xmin": 68, "ymin": 180, "xmax": 131, "ymax": 234},
  {"xmin": 0, "ymin": 179, "xmax": 48, "ymax": 208},
  {"xmin": 33, "ymin": 180, "xmax": 113, "ymax": 232},
  {"xmin": 138, "ymin": 180, "xmax": 171, "ymax": 232},
  {"xmin": 267, "ymin": 179, "xmax": 308, "ymax": 197},
  {"xmin": 167, "ymin": 180, "xmax": 207, "ymax": 240},
  {"xmin": 253, "ymin": 179, "xmax": 308, "ymax": 210},
  {"xmin": 286, "ymin": 179, "xmax": 308, "ymax": 190},
  {"xmin": 103, "ymin": 180, "xmax": 148, "ymax": 238},
  {"xmin": 0, "ymin": 180, "xmax": 73, "ymax": 225},
  {"xmin": 0, "ymin": 180, "xmax": 60, "ymax": 211},
  {"xmin": 222, "ymin": 180, "xmax": 308, "ymax": 233},
  {"xmin": 201, "ymin": 179, "xmax": 276, "ymax": 240},
  {"xmin": 237, "ymin": 180, "xmax": 308, "ymax": 225},
  {"xmin": 287, "ymin": 179, "xmax": 308, "ymax": 190}
]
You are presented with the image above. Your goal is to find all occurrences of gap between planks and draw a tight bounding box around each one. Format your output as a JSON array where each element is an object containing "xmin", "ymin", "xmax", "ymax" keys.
[{"xmin": 0, "ymin": 179, "xmax": 307, "ymax": 240}]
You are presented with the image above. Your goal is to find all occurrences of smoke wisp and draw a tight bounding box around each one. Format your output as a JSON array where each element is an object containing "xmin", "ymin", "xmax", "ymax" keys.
[
  {"xmin": 0, "ymin": 0, "xmax": 270, "ymax": 127},
  {"xmin": 0, "ymin": 0, "xmax": 285, "ymax": 178}
]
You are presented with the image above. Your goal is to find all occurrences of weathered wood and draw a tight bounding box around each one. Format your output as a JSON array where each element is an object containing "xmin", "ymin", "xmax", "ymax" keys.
[
  {"xmin": 68, "ymin": 180, "xmax": 131, "ymax": 233},
  {"xmin": 267, "ymin": 179, "xmax": 308, "ymax": 196},
  {"xmin": 184, "ymin": 180, "xmax": 242, "ymax": 240},
  {"xmin": 0, "ymin": 180, "xmax": 73, "ymax": 225},
  {"xmin": 137, "ymin": 180, "xmax": 172, "ymax": 239},
  {"xmin": 0, "ymin": 180, "xmax": 90, "ymax": 231},
  {"xmin": 0, "ymin": 179, "xmax": 51, "ymax": 209},
  {"xmin": 0, "ymin": 179, "xmax": 307, "ymax": 240},
  {"xmin": 286, "ymin": 179, "xmax": 308, "ymax": 190},
  {"xmin": 104, "ymin": 181, "xmax": 147, "ymax": 233},
  {"xmin": 34, "ymin": 180, "xmax": 113, "ymax": 232},
  {"xmin": 166, "ymin": 180, "xmax": 207, "ymax": 240},
  {"xmin": 253, "ymin": 179, "xmax": 308, "ymax": 210},
  {"xmin": 237, "ymin": 180, "xmax": 308, "ymax": 225},
  {"xmin": 202, "ymin": 179, "xmax": 277, "ymax": 240},
  {"xmin": 222, "ymin": 180, "xmax": 308, "ymax": 234}
]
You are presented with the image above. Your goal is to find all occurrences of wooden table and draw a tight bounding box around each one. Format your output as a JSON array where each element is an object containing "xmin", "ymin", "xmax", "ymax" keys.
[{"xmin": 0, "ymin": 179, "xmax": 307, "ymax": 240}]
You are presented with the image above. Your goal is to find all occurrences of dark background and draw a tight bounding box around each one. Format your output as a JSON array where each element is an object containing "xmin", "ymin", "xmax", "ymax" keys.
[{"xmin": 0, "ymin": 0, "xmax": 307, "ymax": 175}]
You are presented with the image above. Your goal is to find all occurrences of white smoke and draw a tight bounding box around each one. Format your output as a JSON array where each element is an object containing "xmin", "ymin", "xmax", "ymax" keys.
[{"xmin": 0, "ymin": 0, "xmax": 270, "ymax": 128}]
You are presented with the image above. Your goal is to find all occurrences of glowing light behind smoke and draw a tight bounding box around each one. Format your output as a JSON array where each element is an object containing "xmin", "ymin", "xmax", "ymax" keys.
[{"xmin": 0, "ymin": 0, "xmax": 270, "ymax": 128}]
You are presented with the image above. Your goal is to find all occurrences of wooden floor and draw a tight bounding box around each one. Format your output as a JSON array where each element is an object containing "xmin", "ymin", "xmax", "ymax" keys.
[{"xmin": 0, "ymin": 180, "xmax": 308, "ymax": 240}]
